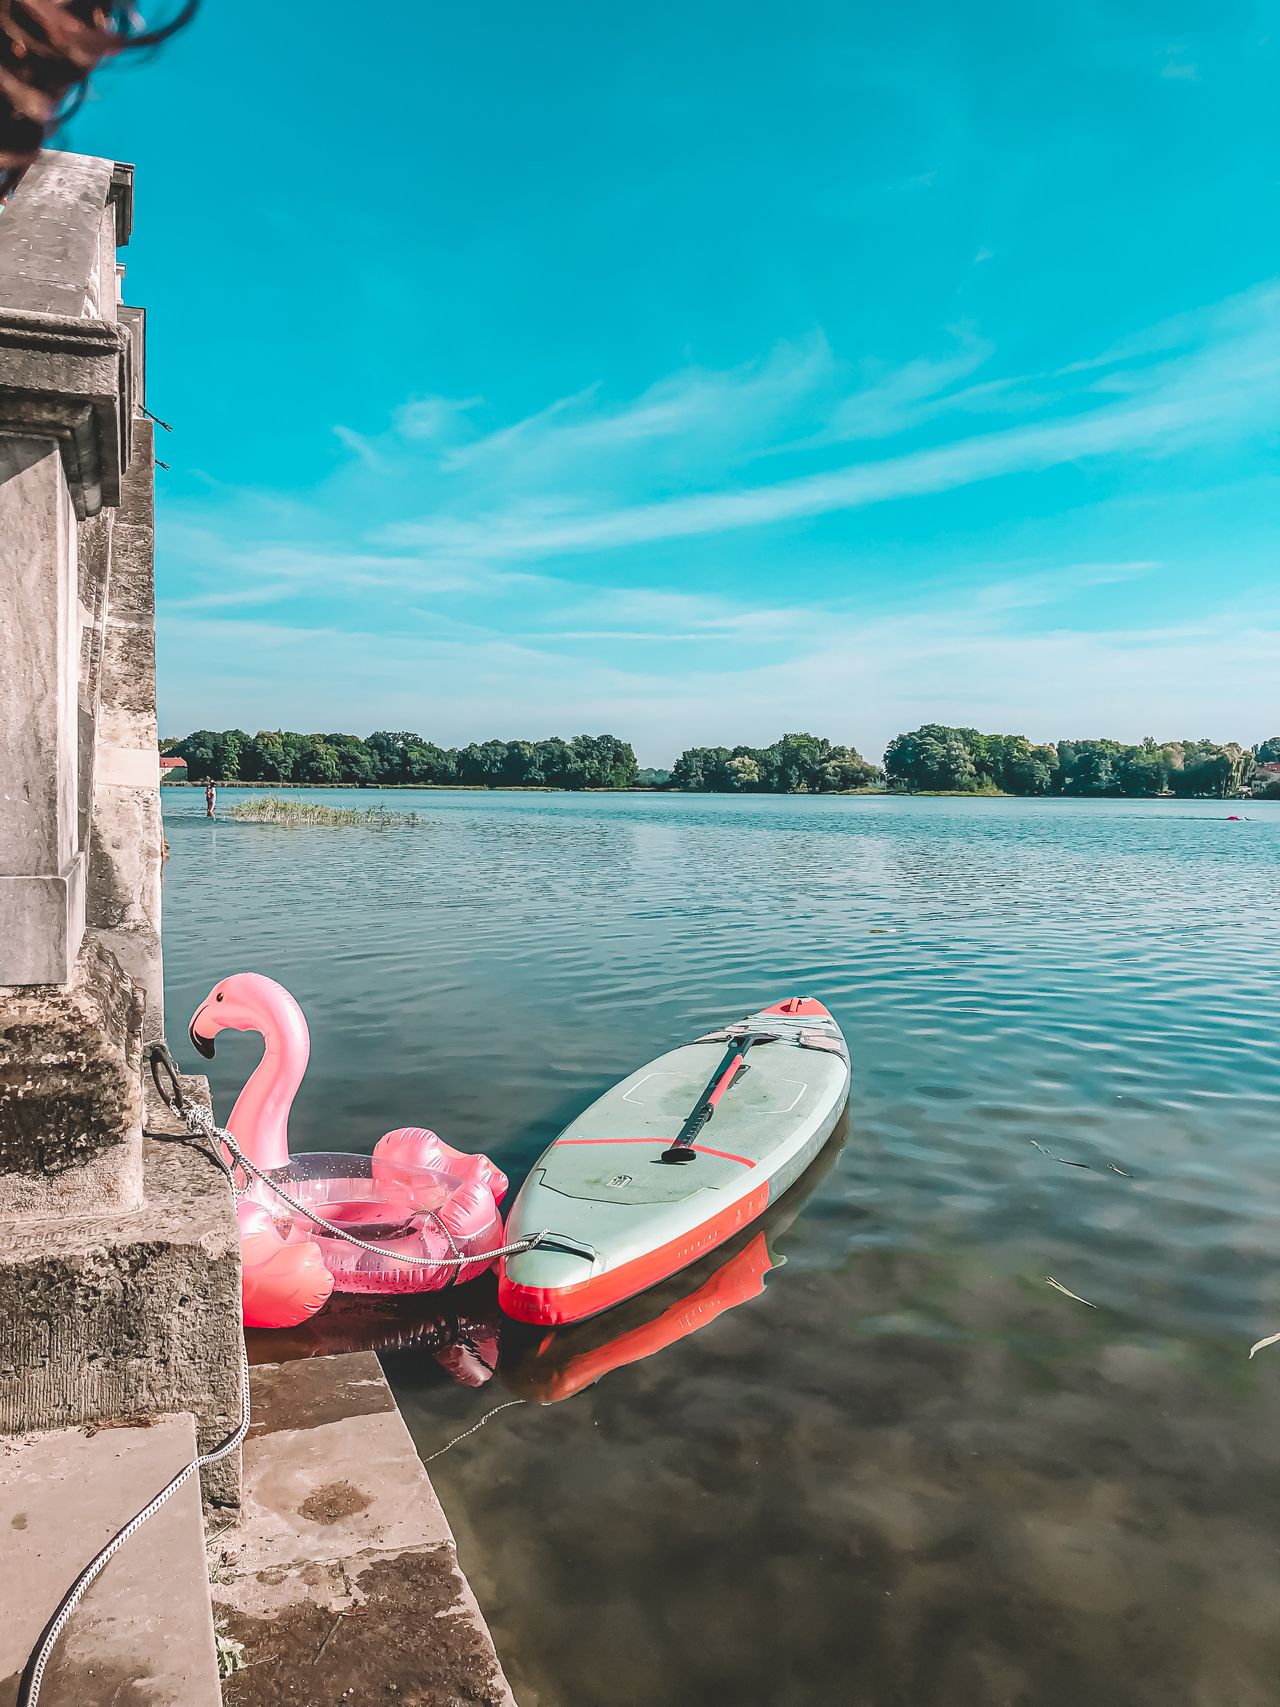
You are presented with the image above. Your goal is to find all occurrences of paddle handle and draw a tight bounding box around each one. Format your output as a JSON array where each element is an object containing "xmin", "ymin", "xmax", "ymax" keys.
[{"xmin": 660, "ymin": 1035, "xmax": 759, "ymax": 1164}]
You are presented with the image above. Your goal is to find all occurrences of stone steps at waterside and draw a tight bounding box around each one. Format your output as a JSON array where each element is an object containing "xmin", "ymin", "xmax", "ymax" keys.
[{"xmin": 0, "ymin": 1412, "xmax": 222, "ymax": 1707}]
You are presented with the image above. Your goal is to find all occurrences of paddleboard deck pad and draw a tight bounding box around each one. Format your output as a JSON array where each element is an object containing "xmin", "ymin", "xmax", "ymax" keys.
[{"xmin": 499, "ymin": 997, "xmax": 849, "ymax": 1325}]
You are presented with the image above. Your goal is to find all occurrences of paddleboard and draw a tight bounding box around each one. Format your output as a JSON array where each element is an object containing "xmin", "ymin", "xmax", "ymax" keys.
[{"xmin": 498, "ymin": 997, "xmax": 849, "ymax": 1325}]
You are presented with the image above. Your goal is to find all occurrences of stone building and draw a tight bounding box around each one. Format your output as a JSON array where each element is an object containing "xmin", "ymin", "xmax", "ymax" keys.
[
  {"xmin": 0, "ymin": 144, "xmax": 240, "ymax": 1485},
  {"xmin": 0, "ymin": 153, "xmax": 241, "ymax": 1703}
]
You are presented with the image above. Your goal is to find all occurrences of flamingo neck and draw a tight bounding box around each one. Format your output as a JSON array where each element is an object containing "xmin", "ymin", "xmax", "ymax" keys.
[{"xmin": 225, "ymin": 1027, "xmax": 305, "ymax": 1171}]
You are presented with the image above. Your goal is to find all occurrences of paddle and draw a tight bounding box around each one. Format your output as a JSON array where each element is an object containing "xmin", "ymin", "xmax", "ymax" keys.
[{"xmin": 659, "ymin": 1032, "xmax": 775, "ymax": 1164}]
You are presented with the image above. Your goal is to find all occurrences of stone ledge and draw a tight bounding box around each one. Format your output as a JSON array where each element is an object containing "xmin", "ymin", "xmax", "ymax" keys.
[
  {"xmin": 0, "ymin": 308, "xmax": 132, "ymax": 517},
  {"xmin": 0, "ymin": 1074, "xmax": 242, "ymax": 1509}
]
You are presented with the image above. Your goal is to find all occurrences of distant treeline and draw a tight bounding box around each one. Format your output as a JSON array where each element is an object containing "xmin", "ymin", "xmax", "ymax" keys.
[
  {"xmin": 671, "ymin": 733, "xmax": 882, "ymax": 793},
  {"xmin": 163, "ymin": 730, "xmax": 638, "ymax": 789},
  {"xmin": 881, "ymin": 726, "xmax": 1277, "ymax": 797},
  {"xmin": 669, "ymin": 726, "xmax": 1280, "ymax": 795},
  {"xmin": 162, "ymin": 726, "xmax": 1280, "ymax": 798}
]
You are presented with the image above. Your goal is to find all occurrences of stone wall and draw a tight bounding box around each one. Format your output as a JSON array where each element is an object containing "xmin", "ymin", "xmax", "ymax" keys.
[{"xmin": 0, "ymin": 153, "xmax": 242, "ymax": 1505}]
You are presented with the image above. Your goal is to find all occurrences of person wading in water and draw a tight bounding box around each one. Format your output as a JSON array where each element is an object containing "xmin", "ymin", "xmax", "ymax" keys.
[{"xmin": 205, "ymin": 782, "xmax": 217, "ymax": 818}]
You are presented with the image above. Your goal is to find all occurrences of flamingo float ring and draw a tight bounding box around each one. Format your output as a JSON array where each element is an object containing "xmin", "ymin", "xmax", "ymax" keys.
[{"xmin": 188, "ymin": 973, "xmax": 509, "ymax": 1330}]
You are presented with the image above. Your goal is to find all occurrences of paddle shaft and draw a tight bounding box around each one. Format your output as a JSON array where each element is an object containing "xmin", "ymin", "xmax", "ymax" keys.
[{"xmin": 660, "ymin": 1033, "xmax": 765, "ymax": 1163}]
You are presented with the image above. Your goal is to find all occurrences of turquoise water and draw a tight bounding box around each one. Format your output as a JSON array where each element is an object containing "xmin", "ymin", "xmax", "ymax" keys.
[{"xmin": 162, "ymin": 789, "xmax": 1280, "ymax": 1706}]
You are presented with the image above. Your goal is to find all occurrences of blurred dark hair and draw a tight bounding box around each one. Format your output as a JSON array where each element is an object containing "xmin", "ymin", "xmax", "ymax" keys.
[{"xmin": 1, "ymin": 1, "xmax": 198, "ymax": 204}]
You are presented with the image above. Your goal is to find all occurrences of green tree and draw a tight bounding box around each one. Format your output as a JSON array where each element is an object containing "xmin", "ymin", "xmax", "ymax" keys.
[
  {"xmin": 216, "ymin": 728, "xmax": 252, "ymax": 780},
  {"xmin": 501, "ymin": 740, "xmax": 540, "ymax": 786},
  {"xmin": 323, "ymin": 734, "xmax": 377, "ymax": 785},
  {"xmin": 1164, "ymin": 739, "xmax": 1242, "ymax": 798},
  {"xmin": 1169, "ymin": 741, "xmax": 1248, "ymax": 797},
  {"xmin": 172, "ymin": 728, "xmax": 251, "ymax": 781},
  {"xmin": 241, "ymin": 731, "xmax": 293, "ymax": 782},
  {"xmin": 406, "ymin": 740, "xmax": 453, "ymax": 784},
  {"xmin": 768, "ymin": 732, "xmax": 831, "ymax": 792},
  {"xmin": 884, "ymin": 726, "xmax": 979, "ymax": 791},
  {"xmin": 366, "ymin": 730, "xmax": 419, "ymax": 783},
  {"xmin": 534, "ymin": 737, "xmax": 572, "ymax": 787},
  {"xmin": 671, "ymin": 746, "xmax": 732, "ymax": 790},
  {"xmin": 457, "ymin": 740, "xmax": 510, "ymax": 786},
  {"xmin": 1060, "ymin": 740, "xmax": 1122, "ymax": 795},
  {"xmin": 1004, "ymin": 741, "xmax": 1059, "ymax": 795},
  {"xmin": 564, "ymin": 734, "xmax": 639, "ymax": 789},
  {"xmin": 604, "ymin": 736, "xmax": 639, "ymax": 789},
  {"xmin": 1256, "ymin": 736, "xmax": 1280, "ymax": 763},
  {"xmin": 294, "ymin": 736, "xmax": 341, "ymax": 784},
  {"xmin": 818, "ymin": 746, "xmax": 881, "ymax": 791},
  {"xmin": 171, "ymin": 729, "xmax": 221, "ymax": 780},
  {"xmin": 1117, "ymin": 740, "xmax": 1171, "ymax": 797},
  {"xmin": 1221, "ymin": 743, "xmax": 1251, "ymax": 795}
]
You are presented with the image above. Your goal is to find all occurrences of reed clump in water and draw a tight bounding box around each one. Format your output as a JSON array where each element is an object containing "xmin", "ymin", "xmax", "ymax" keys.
[{"xmin": 227, "ymin": 799, "xmax": 425, "ymax": 829}]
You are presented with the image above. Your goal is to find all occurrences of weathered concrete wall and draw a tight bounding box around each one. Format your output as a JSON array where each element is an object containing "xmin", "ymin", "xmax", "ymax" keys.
[
  {"xmin": 0, "ymin": 437, "xmax": 85, "ymax": 985},
  {"xmin": 87, "ymin": 415, "xmax": 164, "ymax": 1033},
  {"xmin": 0, "ymin": 152, "xmax": 241, "ymax": 1509},
  {"xmin": 0, "ymin": 934, "xmax": 144, "ymax": 1217},
  {"xmin": 0, "ymin": 151, "xmax": 120, "ymax": 321},
  {"xmin": 0, "ymin": 1059, "xmax": 243, "ymax": 1510},
  {"xmin": 0, "ymin": 154, "xmax": 135, "ymax": 985}
]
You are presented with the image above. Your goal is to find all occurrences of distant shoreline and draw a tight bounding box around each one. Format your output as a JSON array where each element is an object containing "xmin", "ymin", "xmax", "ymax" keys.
[
  {"xmin": 161, "ymin": 782, "xmax": 1268, "ymax": 802},
  {"xmin": 163, "ymin": 779, "xmax": 666, "ymax": 793}
]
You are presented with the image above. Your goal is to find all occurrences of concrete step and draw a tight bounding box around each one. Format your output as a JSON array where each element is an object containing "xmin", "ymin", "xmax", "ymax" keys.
[
  {"xmin": 0, "ymin": 1413, "xmax": 221, "ymax": 1707},
  {"xmin": 213, "ymin": 1351, "xmax": 517, "ymax": 1705}
]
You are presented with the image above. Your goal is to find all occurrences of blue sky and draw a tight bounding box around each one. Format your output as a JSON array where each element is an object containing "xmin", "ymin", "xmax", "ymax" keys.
[{"xmin": 67, "ymin": 0, "xmax": 1278, "ymax": 764}]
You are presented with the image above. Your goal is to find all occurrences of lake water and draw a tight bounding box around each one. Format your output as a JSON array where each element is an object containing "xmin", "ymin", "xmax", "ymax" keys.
[{"xmin": 161, "ymin": 788, "xmax": 1280, "ymax": 1707}]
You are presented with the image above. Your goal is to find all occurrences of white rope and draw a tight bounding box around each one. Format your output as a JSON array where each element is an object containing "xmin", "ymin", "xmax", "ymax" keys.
[
  {"xmin": 181, "ymin": 1102, "xmax": 550, "ymax": 1269},
  {"xmin": 20, "ymin": 1342, "xmax": 252, "ymax": 1707},
  {"xmin": 421, "ymin": 1398, "xmax": 527, "ymax": 1464}
]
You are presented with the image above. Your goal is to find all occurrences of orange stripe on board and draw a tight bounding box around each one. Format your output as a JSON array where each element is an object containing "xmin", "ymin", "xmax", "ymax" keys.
[
  {"xmin": 556, "ymin": 1136, "xmax": 756, "ymax": 1167},
  {"xmin": 499, "ymin": 1179, "xmax": 773, "ymax": 1326}
]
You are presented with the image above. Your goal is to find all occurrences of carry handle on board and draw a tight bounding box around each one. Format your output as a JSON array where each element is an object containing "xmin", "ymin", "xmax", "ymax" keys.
[{"xmin": 659, "ymin": 1032, "xmax": 776, "ymax": 1164}]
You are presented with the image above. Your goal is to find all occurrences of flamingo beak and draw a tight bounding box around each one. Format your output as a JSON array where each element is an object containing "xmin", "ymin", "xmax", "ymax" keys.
[{"xmin": 188, "ymin": 1004, "xmax": 216, "ymax": 1059}]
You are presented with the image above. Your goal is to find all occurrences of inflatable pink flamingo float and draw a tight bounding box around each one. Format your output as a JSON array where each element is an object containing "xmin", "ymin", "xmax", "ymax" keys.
[{"xmin": 188, "ymin": 973, "xmax": 509, "ymax": 1329}]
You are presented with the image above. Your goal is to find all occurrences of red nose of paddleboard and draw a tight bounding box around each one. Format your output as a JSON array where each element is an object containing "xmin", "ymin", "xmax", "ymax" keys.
[{"xmin": 759, "ymin": 996, "xmax": 832, "ymax": 1019}]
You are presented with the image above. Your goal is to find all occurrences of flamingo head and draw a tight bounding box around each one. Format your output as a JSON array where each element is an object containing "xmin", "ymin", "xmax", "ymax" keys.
[{"xmin": 189, "ymin": 972, "xmax": 310, "ymax": 1064}]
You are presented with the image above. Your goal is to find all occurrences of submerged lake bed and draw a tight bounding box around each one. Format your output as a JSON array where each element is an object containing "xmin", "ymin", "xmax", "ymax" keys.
[{"xmin": 162, "ymin": 789, "xmax": 1280, "ymax": 1707}]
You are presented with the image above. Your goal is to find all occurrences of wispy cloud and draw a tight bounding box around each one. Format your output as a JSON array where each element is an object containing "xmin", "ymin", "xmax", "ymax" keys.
[
  {"xmin": 960, "ymin": 559, "xmax": 1161, "ymax": 615},
  {"xmin": 782, "ymin": 330, "xmax": 1001, "ymax": 448},
  {"xmin": 376, "ymin": 284, "xmax": 1278, "ymax": 565},
  {"xmin": 331, "ymin": 425, "xmax": 385, "ymax": 471},
  {"xmin": 439, "ymin": 336, "xmax": 838, "ymax": 481},
  {"xmin": 394, "ymin": 393, "xmax": 484, "ymax": 442},
  {"xmin": 158, "ymin": 530, "xmax": 559, "ymax": 614}
]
